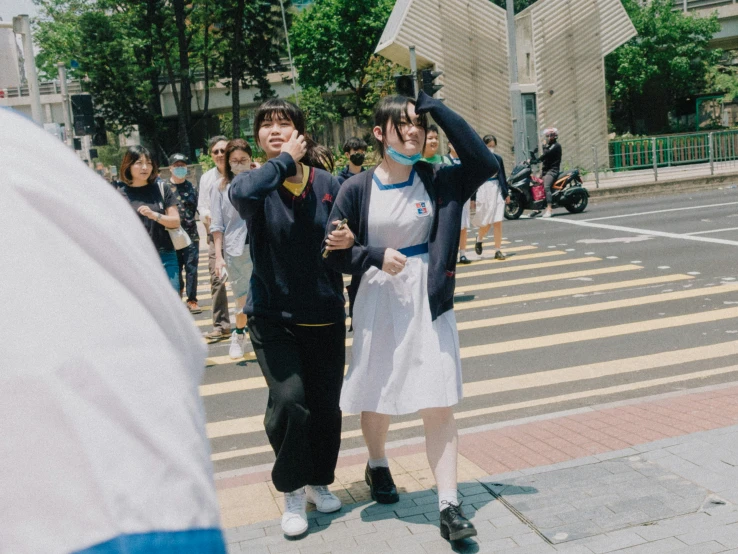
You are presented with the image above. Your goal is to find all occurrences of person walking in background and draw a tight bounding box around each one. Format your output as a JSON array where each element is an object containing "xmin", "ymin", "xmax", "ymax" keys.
[
  {"xmin": 473, "ymin": 135, "xmax": 510, "ymax": 260},
  {"xmin": 445, "ymin": 143, "xmax": 473, "ymax": 264},
  {"xmin": 422, "ymin": 124, "xmax": 443, "ymax": 164},
  {"xmin": 118, "ymin": 146, "xmax": 182, "ymax": 291},
  {"xmin": 211, "ymin": 139, "xmax": 253, "ymax": 360},
  {"xmin": 539, "ymin": 127, "xmax": 561, "ymax": 218},
  {"xmin": 198, "ymin": 136, "xmax": 232, "ymax": 341},
  {"xmin": 229, "ymin": 99, "xmax": 355, "ymax": 538},
  {"xmin": 337, "ymin": 136, "xmax": 367, "ymax": 184},
  {"xmin": 325, "ymin": 91, "xmax": 498, "ymax": 543},
  {"xmin": 167, "ymin": 153, "xmax": 202, "ymax": 313}
]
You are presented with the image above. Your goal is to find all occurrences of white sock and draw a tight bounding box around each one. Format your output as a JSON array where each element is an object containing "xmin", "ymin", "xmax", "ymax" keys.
[
  {"xmin": 438, "ymin": 489, "xmax": 459, "ymax": 511},
  {"xmin": 368, "ymin": 457, "xmax": 389, "ymax": 469},
  {"xmin": 459, "ymin": 250, "xmax": 467, "ymax": 257}
]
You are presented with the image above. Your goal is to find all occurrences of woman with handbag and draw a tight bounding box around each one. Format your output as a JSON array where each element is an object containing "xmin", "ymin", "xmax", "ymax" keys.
[
  {"xmin": 118, "ymin": 146, "xmax": 182, "ymax": 291},
  {"xmin": 211, "ymin": 139, "xmax": 254, "ymax": 360}
]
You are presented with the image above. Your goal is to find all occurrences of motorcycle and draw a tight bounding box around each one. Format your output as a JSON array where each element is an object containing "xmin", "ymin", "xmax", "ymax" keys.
[{"xmin": 504, "ymin": 150, "xmax": 589, "ymax": 220}]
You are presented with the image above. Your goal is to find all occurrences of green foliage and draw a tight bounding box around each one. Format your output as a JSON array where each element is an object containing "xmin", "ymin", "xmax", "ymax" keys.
[
  {"xmin": 487, "ymin": 0, "xmax": 535, "ymax": 13},
  {"xmin": 606, "ymin": 0, "xmax": 721, "ymax": 132},
  {"xmin": 291, "ymin": 0, "xmax": 400, "ymax": 123},
  {"xmin": 287, "ymin": 87, "xmax": 342, "ymax": 137},
  {"xmin": 93, "ymin": 144, "xmax": 126, "ymax": 168},
  {"xmin": 198, "ymin": 151, "xmax": 215, "ymax": 171},
  {"xmin": 707, "ymin": 53, "xmax": 738, "ymax": 103}
]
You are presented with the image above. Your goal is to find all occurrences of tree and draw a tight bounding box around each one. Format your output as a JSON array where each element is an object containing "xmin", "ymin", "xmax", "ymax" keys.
[
  {"xmin": 606, "ymin": 0, "xmax": 721, "ymax": 134},
  {"xmin": 291, "ymin": 0, "xmax": 399, "ymax": 123},
  {"xmin": 211, "ymin": 0, "xmax": 287, "ymax": 138}
]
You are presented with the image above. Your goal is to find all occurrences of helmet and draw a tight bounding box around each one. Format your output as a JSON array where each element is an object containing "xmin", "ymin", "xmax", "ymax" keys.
[{"xmin": 543, "ymin": 127, "xmax": 558, "ymax": 139}]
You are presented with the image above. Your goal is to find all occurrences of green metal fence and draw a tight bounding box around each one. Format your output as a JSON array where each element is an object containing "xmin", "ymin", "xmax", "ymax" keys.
[{"xmin": 609, "ymin": 129, "xmax": 738, "ymax": 171}]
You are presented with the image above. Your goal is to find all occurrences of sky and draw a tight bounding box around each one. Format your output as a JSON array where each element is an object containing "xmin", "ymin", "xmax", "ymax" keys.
[{"xmin": 0, "ymin": 0, "xmax": 39, "ymax": 23}]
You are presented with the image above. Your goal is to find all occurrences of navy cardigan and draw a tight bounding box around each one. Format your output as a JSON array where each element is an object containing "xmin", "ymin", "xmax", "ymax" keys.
[{"xmin": 324, "ymin": 91, "xmax": 499, "ymax": 321}]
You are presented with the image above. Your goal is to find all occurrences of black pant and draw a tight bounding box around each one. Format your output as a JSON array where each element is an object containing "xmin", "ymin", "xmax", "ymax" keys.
[
  {"xmin": 207, "ymin": 234, "xmax": 231, "ymax": 331},
  {"xmin": 249, "ymin": 316, "xmax": 345, "ymax": 492},
  {"xmin": 543, "ymin": 171, "xmax": 558, "ymax": 206},
  {"xmin": 177, "ymin": 241, "xmax": 200, "ymax": 302}
]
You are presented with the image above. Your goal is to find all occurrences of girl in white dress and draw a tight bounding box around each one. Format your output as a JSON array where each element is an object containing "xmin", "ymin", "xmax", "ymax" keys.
[
  {"xmin": 473, "ymin": 135, "xmax": 510, "ymax": 260},
  {"xmin": 325, "ymin": 92, "xmax": 499, "ymax": 542}
]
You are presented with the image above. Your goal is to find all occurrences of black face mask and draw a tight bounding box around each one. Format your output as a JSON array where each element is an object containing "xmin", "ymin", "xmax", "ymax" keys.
[{"xmin": 350, "ymin": 153, "xmax": 365, "ymax": 167}]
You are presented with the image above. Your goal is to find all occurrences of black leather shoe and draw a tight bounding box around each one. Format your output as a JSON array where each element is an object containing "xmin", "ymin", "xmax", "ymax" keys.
[
  {"xmin": 364, "ymin": 464, "xmax": 399, "ymax": 504},
  {"xmin": 474, "ymin": 241, "xmax": 483, "ymax": 256},
  {"xmin": 439, "ymin": 501, "xmax": 477, "ymax": 541},
  {"xmin": 458, "ymin": 255, "xmax": 472, "ymax": 264},
  {"xmin": 494, "ymin": 250, "xmax": 506, "ymax": 260}
]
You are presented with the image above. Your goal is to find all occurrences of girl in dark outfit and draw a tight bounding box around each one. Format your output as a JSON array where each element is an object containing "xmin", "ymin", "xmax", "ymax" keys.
[
  {"xmin": 228, "ymin": 99, "xmax": 355, "ymax": 538},
  {"xmin": 324, "ymin": 91, "xmax": 498, "ymax": 542}
]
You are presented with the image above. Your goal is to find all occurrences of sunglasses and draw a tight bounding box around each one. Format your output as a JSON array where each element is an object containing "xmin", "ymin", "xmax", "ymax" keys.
[{"xmin": 212, "ymin": 148, "xmax": 226, "ymax": 155}]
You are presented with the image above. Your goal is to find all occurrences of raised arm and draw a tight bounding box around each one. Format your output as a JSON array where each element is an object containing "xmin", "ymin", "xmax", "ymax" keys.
[
  {"xmin": 414, "ymin": 91, "xmax": 499, "ymax": 200},
  {"xmin": 323, "ymin": 180, "xmax": 385, "ymax": 276},
  {"xmin": 228, "ymin": 152, "xmax": 295, "ymax": 220}
]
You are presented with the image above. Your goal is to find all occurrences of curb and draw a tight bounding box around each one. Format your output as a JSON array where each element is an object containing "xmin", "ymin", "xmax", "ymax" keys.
[{"xmin": 585, "ymin": 173, "xmax": 738, "ymax": 200}]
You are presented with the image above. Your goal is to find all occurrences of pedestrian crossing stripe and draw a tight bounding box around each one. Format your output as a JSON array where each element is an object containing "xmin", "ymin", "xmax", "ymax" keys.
[
  {"xmin": 209, "ymin": 360, "xmax": 738, "ymax": 460},
  {"xmin": 455, "ymin": 256, "xmax": 601, "ymax": 280},
  {"xmin": 201, "ymin": 273, "xmax": 697, "ymax": 366},
  {"xmin": 199, "ymin": 283, "xmax": 738, "ymax": 397},
  {"xmin": 454, "ymin": 264, "xmax": 642, "ymax": 294},
  {"xmin": 454, "ymin": 274, "xmax": 694, "ymax": 311}
]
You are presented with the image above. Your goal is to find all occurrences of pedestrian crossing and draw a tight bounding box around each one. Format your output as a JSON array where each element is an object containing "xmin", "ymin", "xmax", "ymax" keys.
[{"xmin": 189, "ymin": 237, "xmax": 738, "ymax": 472}]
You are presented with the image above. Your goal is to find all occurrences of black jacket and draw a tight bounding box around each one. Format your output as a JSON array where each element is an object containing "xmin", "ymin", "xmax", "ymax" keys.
[
  {"xmin": 540, "ymin": 142, "xmax": 562, "ymax": 174},
  {"xmin": 323, "ymin": 91, "xmax": 499, "ymax": 321}
]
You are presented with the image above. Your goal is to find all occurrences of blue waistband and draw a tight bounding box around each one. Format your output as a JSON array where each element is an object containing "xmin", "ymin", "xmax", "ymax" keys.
[{"xmin": 399, "ymin": 242, "xmax": 429, "ymax": 257}]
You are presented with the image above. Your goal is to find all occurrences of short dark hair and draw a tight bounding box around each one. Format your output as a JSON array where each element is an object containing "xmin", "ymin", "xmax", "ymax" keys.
[
  {"xmin": 373, "ymin": 95, "xmax": 428, "ymax": 158},
  {"xmin": 483, "ymin": 134, "xmax": 497, "ymax": 146},
  {"xmin": 427, "ymin": 124, "xmax": 439, "ymax": 135},
  {"xmin": 120, "ymin": 145, "xmax": 158, "ymax": 186},
  {"xmin": 224, "ymin": 139, "xmax": 253, "ymax": 185},
  {"xmin": 343, "ymin": 136, "xmax": 367, "ymax": 153},
  {"xmin": 253, "ymin": 98, "xmax": 334, "ymax": 173},
  {"xmin": 208, "ymin": 135, "xmax": 228, "ymax": 153}
]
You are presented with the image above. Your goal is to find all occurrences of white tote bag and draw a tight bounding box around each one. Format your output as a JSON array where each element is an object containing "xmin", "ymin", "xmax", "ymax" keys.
[{"xmin": 158, "ymin": 181, "xmax": 192, "ymax": 250}]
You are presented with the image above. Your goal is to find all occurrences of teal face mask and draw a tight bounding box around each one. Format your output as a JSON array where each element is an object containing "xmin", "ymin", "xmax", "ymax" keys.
[
  {"xmin": 386, "ymin": 146, "xmax": 421, "ymax": 166},
  {"xmin": 172, "ymin": 166, "xmax": 188, "ymax": 179}
]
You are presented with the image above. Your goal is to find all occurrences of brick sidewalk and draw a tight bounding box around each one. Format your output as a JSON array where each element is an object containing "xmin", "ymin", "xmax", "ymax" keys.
[{"xmin": 220, "ymin": 381, "xmax": 738, "ymax": 553}]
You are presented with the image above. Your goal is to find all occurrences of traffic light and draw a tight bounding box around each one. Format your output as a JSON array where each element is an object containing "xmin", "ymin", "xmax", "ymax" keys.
[
  {"xmin": 421, "ymin": 69, "xmax": 443, "ymax": 97},
  {"xmin": 92, "ymin": 117, "xmax": 108, "ymax": 146},
  {"xmin": 393, "ymin": 74, "xmax": 415, "ymax": 98},
  {"xmin": 71, "ymin": 94, "xmax": 95, "ymax": 136}
]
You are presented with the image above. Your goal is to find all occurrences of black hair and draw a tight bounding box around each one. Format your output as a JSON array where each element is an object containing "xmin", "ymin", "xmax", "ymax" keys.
[
  {"xmin": 372, "ymin": 95, "xmax": 428, "ymax": 158},
  {"xmin": 120, "ymin": 145, "xmax": 158, "ymax": 185},
  {"xmin": 483, "ymin": 134, "xmax": 497, "ymax": 146},
  {"xmin": 343, "ymin": 136, "xmax": 368, "ymax": 153},
  {"xmin": 253, "ymin": 99, "xmax": 334, "ymax": 173},
  {"xmin": 427, "ymin": 124, "xmax": 439, "ymax": 135},
  {"xmin": 208, "ymin": 135, "xmax": 228, "ymax": 152}
]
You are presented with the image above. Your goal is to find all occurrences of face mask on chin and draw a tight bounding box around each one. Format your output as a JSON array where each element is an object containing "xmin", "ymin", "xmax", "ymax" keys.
[
  {"xmin": 171, "ymin": 166, "xmax": 188, "ymax": 179},
  {"xmin": 230, "ymin": 163, "xmax": 250, "ymax": 175},
  {"xmin": 386, "ymin": 146, "xmax": 421, "ymax": 166},
  {"xmin": 349, "ymin": 153, "xmax": 365, "ymax": 166}
]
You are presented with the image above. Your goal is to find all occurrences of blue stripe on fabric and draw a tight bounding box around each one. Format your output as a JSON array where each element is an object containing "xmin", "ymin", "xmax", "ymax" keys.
[
  {"xmin": 373, "ymin": 169, "xmax": 416, "ymax": 190},
  {"xmin": 74, "ymin": 529, "xmax": 226, "ymax": 554},
  {"xmin": 399, "ymin": 242, "xmax": 429, "ymax": 257}
]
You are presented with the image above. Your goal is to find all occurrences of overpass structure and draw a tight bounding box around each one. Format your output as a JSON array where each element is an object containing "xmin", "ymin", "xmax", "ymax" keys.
[{"xmin": 678, "ymin": 0, "xmax": 738, "ymax": 50}]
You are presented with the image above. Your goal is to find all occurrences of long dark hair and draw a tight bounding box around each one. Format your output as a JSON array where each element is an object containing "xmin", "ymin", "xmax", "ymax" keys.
[
  {"xmin": 253, "ymin": 99, "xmax": 334, "ymax": 173},
  {"xmin": 373, "ymin": 95, "xmax": 428, "ymax": 158},
  {"xmin": 120, "ymin": 145, "xmax": 158, "ymax": 185}
]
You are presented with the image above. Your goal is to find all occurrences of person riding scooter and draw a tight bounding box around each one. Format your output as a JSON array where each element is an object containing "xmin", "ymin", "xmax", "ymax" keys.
[{"xmin": 537, "ymin": 128, "xmax": 561, "ymax": 218}]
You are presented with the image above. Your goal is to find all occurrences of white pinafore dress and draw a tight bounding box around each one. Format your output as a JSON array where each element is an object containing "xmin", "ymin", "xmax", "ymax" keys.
[
  {"xmin": 340, "ymin": 169, "xmax": 463, "ymax": 416},
  {"xmin": 472, "ymin": 177, "xmax": 504, "ymax": 227}
]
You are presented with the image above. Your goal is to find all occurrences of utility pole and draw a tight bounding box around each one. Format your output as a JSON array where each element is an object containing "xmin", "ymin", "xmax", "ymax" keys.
[
  {"xmin": 14, "ymin": 15, "xmax": 43, "ymax": 125},
  {"xmin": 279, "ymin": 0, "xmax": 299, "ymax": 106},
  {"xmin": 505, "ymin": 0, "xmax": 524, "ymax": 163},
  {"xmin": 409, "ymin": 46, "xmax": 419, "ymax": 97},
  {"xmin": 57, "ymin": 62, "xmax": 73, "ymax": 147}
]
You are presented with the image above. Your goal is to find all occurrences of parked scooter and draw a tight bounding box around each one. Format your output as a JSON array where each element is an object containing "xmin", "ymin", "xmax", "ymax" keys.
[{"xmin": 504, "ymin": 150, "xmax": 589, "ymax": 219}]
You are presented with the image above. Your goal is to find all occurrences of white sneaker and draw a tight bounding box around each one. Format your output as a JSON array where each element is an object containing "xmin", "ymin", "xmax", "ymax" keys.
[
  {"xmin": 228, "ymin": 331, "xmax": 244, "ymax": 359},
  {"xmin": 306, "ymin": 485, "xmax": 342, "ymax": 513},
  {"xmin": 282, "ymin": 488, "xmax": 308, "ymax": 537}
]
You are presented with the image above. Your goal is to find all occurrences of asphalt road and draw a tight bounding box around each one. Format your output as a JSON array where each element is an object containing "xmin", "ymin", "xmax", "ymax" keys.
[{"xmin": 198, "ymin": 186, "xmax": 738, "ymax": 476}]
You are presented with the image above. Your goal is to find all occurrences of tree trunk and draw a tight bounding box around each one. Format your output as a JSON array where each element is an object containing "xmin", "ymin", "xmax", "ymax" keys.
[
  {"xmin": 202, "ymin": 10, "xmax": 210, "ymax": 118},
  {"xmin": 231, "ymin": 0, "xmax": 245, "ymax": 138},
  {"xmin": 143, "ymin": 0, "xmax": 164, "ymax": 161},
  {"xmin": 173, "ymin": 0, "xmax": 193, "ymax": 159}
]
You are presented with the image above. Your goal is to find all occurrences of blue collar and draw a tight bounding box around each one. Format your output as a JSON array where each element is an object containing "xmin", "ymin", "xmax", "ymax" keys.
[{"xmin": 372, "ymin": 168, "xmax": 416, "ymax": 191}]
